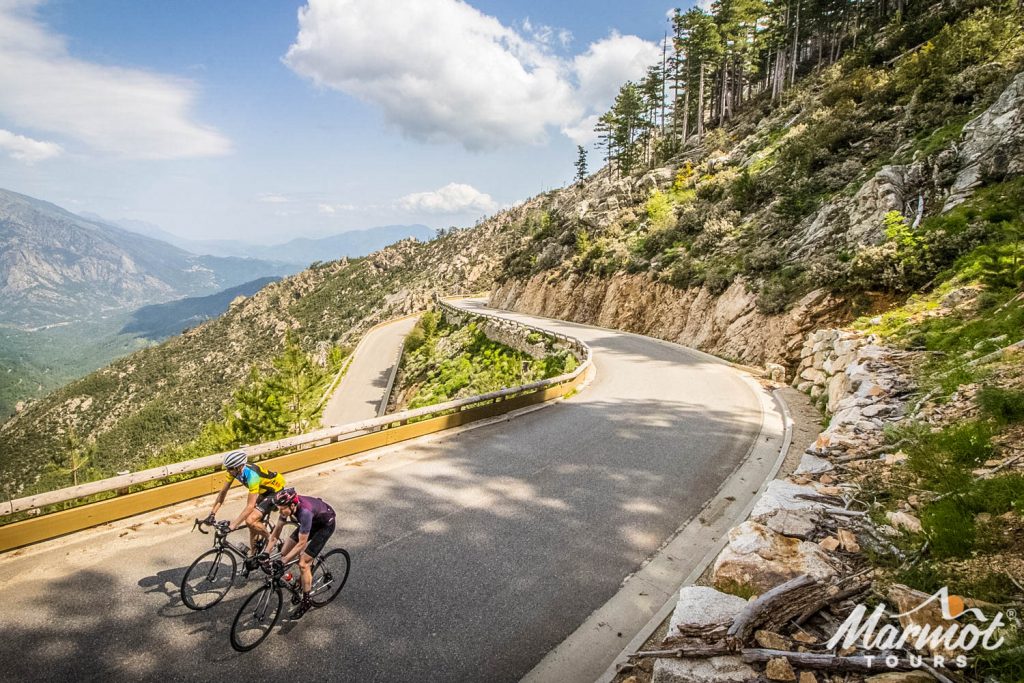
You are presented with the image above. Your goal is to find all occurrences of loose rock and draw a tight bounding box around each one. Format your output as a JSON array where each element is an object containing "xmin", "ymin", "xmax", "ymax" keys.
[
  {"xmin": 765, "ymin": 656, "xmax": 797, "ymax": 681},
  {"xmin": 712, "ymin": 521, "xmax": 836, "ymax": 593}
]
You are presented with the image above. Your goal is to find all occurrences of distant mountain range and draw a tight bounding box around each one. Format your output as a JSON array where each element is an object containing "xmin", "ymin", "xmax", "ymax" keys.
[
  {"xmin": 91, "ymin": 214, "xmax": 436, "ymax": 266},
  {"xmin": 0, "ymin": 187, "xmax": 438, "ymax": 417},
  {"xmin": 120, "ymin": 276, "xmax": 280, "ymax": 341},
  {"xmin": 0, "ymin": 188, "xmax": 297, "ymax": 328}
]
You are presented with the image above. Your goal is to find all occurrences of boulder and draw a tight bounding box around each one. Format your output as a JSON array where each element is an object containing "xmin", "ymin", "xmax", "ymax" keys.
[
  {"xmin": 751, "ymin": 480, "xmax": 824, "ymax": 521},
  {"xmin": 886, "ymin": 510, "xmax": 923, "ymax": 534},
  {"xmin": 666, "ymin": 586, "xmax": 748, "ymax": 636},
  {"xmin": 712, "ymin": 521, "xmax": 836, "ymax": 594},
  {"xmin": 765, "ymin": 656, "xmax": 797, "ymax": 681},
  {"xmin": 766, "ymin": 362, "xmax": 787, "ymax": 382},
  {"xmin": 945, "ymin": 71, "xmax": 1024, "ymax": 210},
  {"xmin": 837, "ymin": 528, "xmax": 860, "ymax": 553},
  {"xmin": 800, "ymin": 367, "xmax": 826, "ymax": 385},
  {"xmin": 826, "ymin": 372, "xmax": 851, "ymax": 413},
  {"xmin": 888, "ymin": 584, "xmax": 962, "ymax": 657},
  {"xmin": 755, "ymin": 630, "xmax": 791, "ymax": 650},
  {"xmin": 652, "ymin": 656, "xmax": 758, "ymax": 683},
  {"xmin": 794, "ymin": 453, "xmax": 833, "ymax": 475},
  {"xmin": 818, "ymin": 536, "xmax": 840, "ymax": 552},
  {"xmin": 760, "ymin": 508, "xmax": 820, "ymax": 540}
]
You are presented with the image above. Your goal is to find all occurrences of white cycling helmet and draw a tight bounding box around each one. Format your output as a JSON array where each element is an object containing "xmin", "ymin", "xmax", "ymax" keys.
[{"xmin": 223, "ymin": 449, "xmax": 248, "ymax": 469}]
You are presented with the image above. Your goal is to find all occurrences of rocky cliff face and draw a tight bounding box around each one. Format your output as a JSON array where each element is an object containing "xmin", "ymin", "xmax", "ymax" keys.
[
  {"xmin": 945, "ymin": 71, "xmax": 1024, "ymax": 210},
  {"xmin": 491, "ymin": 274, "xmax": 843, "ymax": 368},
  {"xmin": 491, "ymin": 68, "xmax": 1024, "ymax": 368}
]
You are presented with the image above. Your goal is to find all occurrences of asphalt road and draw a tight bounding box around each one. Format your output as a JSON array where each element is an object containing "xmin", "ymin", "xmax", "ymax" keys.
[
  {"xmin": 321, "ymin": 315, "xmax": 419, "ymax": 426},
  {"xmin": 0, "ymin": 301, "xmax": 763, "ymax": 682}
]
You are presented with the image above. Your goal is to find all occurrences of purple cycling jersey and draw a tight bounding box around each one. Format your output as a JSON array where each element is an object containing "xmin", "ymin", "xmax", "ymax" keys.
[{"xmin": 289, "ymin": 495, "xmax": 335, "ymax": 535}]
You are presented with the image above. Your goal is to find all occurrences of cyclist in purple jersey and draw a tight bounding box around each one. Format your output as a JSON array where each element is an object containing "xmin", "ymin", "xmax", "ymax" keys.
[{"xmin": 267, "ymin": 488, "xmax": 336, "ymax": 619}]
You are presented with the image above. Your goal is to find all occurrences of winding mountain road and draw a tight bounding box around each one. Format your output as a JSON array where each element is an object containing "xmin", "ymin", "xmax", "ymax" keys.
[
  {"xmin": 0, "ymin": 300, "xmax": 772, "ymax": 682},
  {"xmin": 321, "ymin": 314, "xmax": 418, "ymax": 426}
]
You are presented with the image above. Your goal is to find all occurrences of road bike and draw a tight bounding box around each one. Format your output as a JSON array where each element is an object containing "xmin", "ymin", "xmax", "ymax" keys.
[
  {"xmin": 229, "ymin": 547, "xmax": 351, "ymax": 652},
  {"xmin": 179, "ymin": 517, "xmax": 279, "ymax": 610}
]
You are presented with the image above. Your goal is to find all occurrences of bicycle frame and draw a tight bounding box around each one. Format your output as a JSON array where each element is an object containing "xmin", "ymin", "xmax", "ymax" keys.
[
  {"xmin": 255, "ymin": 552, "xmax": 336, "ymax": 602},
  {"xmin": 192, "ymin": 515, "xmax": 277, "ymax": 561}
]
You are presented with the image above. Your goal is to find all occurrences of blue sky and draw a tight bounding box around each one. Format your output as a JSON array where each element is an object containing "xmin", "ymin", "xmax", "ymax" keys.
[{"xmin": 0, "ymin": 0, "xmax": 690, "ymax": 244}]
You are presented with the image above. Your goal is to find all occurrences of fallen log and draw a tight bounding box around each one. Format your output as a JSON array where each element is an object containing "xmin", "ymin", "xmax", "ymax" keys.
[
  {"xmin": 795, "ymin": 580, "xmax": 872, "ymax": 625},
  {"xmin": 727, "ymin": 574, "xmax": 821, "ymax": 642},
  {"xmin": 741, "ymin": 648, "xmax": 917, "ymax": 672}
]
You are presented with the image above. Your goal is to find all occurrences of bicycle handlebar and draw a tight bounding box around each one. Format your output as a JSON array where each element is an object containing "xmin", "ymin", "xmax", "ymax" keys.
[{"xmin": 192, "ymin": 518, "xmax": 232, "ymax": 535}]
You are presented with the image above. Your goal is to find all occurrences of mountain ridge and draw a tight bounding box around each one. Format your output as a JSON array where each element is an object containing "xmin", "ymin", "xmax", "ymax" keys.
[
  {"xmin": 90, "ymin": 213, "xmax": 436, "ymax": 265},
  {"xmin": 0, "ymin": 187, "xmax": 296, "ymax": 328}
]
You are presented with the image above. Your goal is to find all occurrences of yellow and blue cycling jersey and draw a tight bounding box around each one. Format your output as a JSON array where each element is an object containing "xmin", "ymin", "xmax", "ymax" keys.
[{"xmin": 226, "ymin": 463, "xmax": 285, "ymax": 496}]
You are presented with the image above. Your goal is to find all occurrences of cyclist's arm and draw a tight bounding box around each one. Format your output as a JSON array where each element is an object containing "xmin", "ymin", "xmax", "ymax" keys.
[
  {"xmin": 268, "ymin": 512, "xmax": 287, "ymax": 545},
  {"xmin": 208, "ymin": 481, "xmax": 231, "ymax": 518},
  {"xmin": 282, "ymin": 533, "xmax": 309, "ymax": 564},
  {"xmin": 229, "ymin": 492, "xmax": 259, "ymax": 531}
]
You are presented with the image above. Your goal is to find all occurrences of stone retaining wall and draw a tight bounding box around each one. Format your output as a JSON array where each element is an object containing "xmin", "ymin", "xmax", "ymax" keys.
[{"xmin": 440, "ymin": 307, "xmax": 568, "ymax": 360}]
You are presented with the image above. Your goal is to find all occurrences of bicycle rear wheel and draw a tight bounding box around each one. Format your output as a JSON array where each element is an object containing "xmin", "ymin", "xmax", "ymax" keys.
[
  {"xmin": 180, "ymin": 548, "xmax": 237, "ymax": 610},
  {"xmin": 230, "ymin": 585, "xmax": 282, "ymax": 652},
  {"xmin": 308, "ymin": 548, "xmax": 350, "ymax": 607}
]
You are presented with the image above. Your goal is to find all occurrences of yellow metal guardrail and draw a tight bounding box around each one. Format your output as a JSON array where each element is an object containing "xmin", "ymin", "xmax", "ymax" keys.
[{"xmin": 0, "ymin": 299, "xmax": 591, "ymax": 553}]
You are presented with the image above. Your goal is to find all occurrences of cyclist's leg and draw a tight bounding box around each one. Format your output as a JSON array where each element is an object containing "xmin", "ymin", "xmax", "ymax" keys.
[
  {"xmin": 300, "ymin": 517, "xmax": 335, "ymax": 593},
  {"xmin": 247, "ymin": 495, "xmax": 273, "ymax": 551},
  {"xmin": 298, "ymin": 551, "xmax": 315, "ymax": 593}
]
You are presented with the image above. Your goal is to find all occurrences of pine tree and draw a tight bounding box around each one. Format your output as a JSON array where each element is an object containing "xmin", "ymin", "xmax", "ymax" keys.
[
  {"xmin": 610, "ymin": 82, "xmax": 646, "ymax": 176},
  {"xmin": 266, "ymin": 333, "xmax": 323, "ymax": 435},
  {"xmin": 574, "ymin": 145, "xmax": 588, "ymax": 182}
]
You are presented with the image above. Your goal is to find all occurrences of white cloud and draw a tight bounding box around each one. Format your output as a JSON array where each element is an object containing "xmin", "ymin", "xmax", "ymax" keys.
[
  {"xmin": 0, "ymin": 0, "xmax": 230, "ymax": 159},
  {"xmin": 284, "ymin": 0, "xmax": 658, "ymax": 150},
  {"xmin": 318, "ymin": 202, "xmax": 356, "ymax": 214},
  {"xmin": 0, "ymin": 128, "xmax": 61, "ymax": 162},
  {"xmin": 397, "ymin": 183, "xmax": 497, "ymax": 214},
  {"xmin": 565, "ymin": 32, "xmax": 662, "ymax": 145},
  {"xmin": 258, "ymin": 194, "xmax": 290, "ymax": 203},
  {"xmin": 574, "ymin": 33, "xmax": 662, "ymax": 111}
]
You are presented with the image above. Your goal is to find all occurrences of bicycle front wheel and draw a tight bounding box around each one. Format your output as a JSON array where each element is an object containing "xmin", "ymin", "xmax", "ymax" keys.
[
  {"xmin": 309, "ymin": 548, "xmax": 351, "ymax": 607},
  {"xmin": 230, "ymin": 585, "xmax": 282, "ymax": 652},
  {"xmin": 180, "ymin": 548, "xmax": 237, "ymax": 610}
]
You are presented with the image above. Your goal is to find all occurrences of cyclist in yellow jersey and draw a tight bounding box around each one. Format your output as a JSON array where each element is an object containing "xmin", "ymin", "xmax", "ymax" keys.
[{"xmin": 205, "ymin": 450, "xmax": 285, "ymax": 569}]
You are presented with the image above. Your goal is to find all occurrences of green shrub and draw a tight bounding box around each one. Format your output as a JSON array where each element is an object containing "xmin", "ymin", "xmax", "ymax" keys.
[
  {"xmin": 978, "ymin": 386, "xmax": 1024, "ymax": 425},
  {"xmin": 704, "ymin": 265, "xmax": 736, "ymax": 296},
  {"xmin": 645, "ymin": 190, "xmax": 674, "ymax": 230},
  {"xmin": 756, "ymin": 266, "xmax": 807, "ymax": 314},
  {"xmin": 920, "ymin": 497, "xmax": 976, "ymax": 558},
  {"xmin": 729, "ymin": 168, "xmax": 770, "ymax": 212},
  {"xmin": 903, "ymin": 420, "xmax": 995, "ymax": 493}
]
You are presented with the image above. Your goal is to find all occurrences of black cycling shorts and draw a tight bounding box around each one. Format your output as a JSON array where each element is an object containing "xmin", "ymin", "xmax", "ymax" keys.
[
  {"xmin": 255, "ymin": 492, "xmax": 275, "ymax": 518},
  {"xmin": 291, "ymin": 515, "xmax": 336, "ymax": 558}
]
